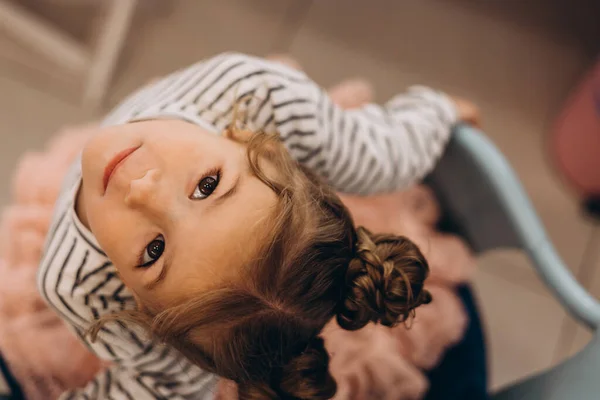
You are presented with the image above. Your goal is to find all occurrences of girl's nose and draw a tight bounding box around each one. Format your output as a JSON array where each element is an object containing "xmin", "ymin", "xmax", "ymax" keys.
[{"xmin": 124, "ymin": 169, "xmax": 163, "ymax": 217}]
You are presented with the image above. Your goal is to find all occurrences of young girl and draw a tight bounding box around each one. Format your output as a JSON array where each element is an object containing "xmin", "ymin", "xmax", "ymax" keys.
[{"xmin": 38, "ymin": 52, "xmax": 474, "ymax": 399}]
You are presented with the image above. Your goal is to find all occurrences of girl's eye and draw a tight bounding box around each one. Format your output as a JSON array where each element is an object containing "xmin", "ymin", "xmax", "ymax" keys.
[
  {"xmin": 191, "ymin": 173, "xmax": 220, "ymax": 200},
  {"xmin": 138, "ymin": 235, "xmax": 165, "ymax": 268}
]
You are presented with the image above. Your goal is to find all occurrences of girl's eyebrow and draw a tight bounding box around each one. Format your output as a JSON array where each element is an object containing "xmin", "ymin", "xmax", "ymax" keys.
[
  {"xmin": 210, "ymin": 153, "xmax": 251, "ymax": 209},
  {"xmin": 211, "ymin": 175, "xmax": 241, "ymax": 207},
  {"xmin": 144, "ymin": 253, "xmax": 171, "ymax": 291}
]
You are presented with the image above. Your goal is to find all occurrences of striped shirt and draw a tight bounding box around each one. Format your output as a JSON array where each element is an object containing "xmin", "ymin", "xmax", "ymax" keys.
[{"xmin": 38, "ymin": 52, "xmax": 457, "ymax": 399}]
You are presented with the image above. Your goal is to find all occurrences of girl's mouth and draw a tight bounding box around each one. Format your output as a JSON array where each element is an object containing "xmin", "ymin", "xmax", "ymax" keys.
[{"xmin": 103, "ymin": 146, "xmax": 140, "ymax": 194}]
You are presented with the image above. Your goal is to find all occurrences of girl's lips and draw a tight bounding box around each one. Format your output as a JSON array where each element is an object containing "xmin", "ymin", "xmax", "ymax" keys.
[{"xmin": 103, "ymin": 146, "xmax": 140, "ymax": 194}]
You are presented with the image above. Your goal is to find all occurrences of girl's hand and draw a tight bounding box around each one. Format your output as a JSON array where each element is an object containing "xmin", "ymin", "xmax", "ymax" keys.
[
  {"xmin": 451, "ymin": 96, "xmax": 481, "ymax": 128},
  {"xmin": 324, "ymin": 323, "xmax": 428, "ymax": 400}
]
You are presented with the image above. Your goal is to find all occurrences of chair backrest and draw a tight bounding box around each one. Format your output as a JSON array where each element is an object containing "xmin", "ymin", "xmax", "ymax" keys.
[
  {"xmin": 427, "ymin": 125, "xmax": 600, "ymax": 399},
  {"xmin": 425, "ymin": 129, "xmax": 521, "ymax": 253}
]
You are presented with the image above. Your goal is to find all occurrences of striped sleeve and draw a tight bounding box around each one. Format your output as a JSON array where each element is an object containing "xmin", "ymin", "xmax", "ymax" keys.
[
  {"xmin": 248, "ymin": 76, "xmax": 459, "ymax": 194},
  {"xmin": 58, "ymin": 364, "xmax": 216, "ymax": 400},
  {"xmin": 314, "ymin": 85, "xmax": 458, "ymax": 194}
]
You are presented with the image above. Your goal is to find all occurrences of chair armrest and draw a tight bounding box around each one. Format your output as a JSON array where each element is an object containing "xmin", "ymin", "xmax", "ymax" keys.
[{"xmin": 427, "ymin": 124, "xmax": 600, "ymax": 330}]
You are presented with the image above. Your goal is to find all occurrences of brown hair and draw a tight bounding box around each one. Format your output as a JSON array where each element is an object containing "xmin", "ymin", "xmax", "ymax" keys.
[{"xmin": 91, "ymin": 126, "xmax": 432, "ymax": 399}]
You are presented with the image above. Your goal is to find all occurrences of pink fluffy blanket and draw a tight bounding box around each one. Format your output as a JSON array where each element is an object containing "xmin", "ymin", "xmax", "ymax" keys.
[{"xmin": 0, "ymin": 124, "xmax": 475, "ymax": 400}]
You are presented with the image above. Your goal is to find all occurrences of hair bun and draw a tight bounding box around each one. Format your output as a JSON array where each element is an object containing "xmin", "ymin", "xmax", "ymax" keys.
[
  {"xmin": 337, "ymin": 227, "xmax": 432, "ymax": 331},
  {"xmin": 237, "ymin": 336, "xmax": 336, "ymax": 400}
]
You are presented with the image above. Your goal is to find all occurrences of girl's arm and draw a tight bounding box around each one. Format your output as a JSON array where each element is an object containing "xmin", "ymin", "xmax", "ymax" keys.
[
  {"xmin": 302, "ymin": 85, "xmax": 461, "ymax": 194},
  {"xmin": 58, "ymin": 363, "xmax": 216, "ymax": 400},
  {"xmin": 199, "ymin": 54, "xmax": 467, "ymax": 194}
]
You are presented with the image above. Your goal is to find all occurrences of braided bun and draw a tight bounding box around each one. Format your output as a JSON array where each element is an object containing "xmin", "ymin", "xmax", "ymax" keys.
[
  {"xmin": 237, "ymin": 337, "xmax": 336, "ymax": 400},
  {"xmin": 337, "ymin": 227, "xmax": 432, "ymax": 331}
]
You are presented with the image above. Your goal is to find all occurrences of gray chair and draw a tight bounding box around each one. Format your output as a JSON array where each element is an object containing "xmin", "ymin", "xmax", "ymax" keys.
[{"xmin": 426, "ymin": 125, "xmax": 600, "ymax": 400}]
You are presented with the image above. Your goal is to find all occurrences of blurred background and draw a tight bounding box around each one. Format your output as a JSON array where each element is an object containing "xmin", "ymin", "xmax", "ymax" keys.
[{"xmin": 0, "ymin": 0, "xmax": 598, "ymax": 394}]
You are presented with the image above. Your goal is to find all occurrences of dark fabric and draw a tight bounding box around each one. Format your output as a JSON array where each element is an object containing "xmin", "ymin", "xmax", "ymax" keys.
[
  {"xmin": 424, "ymin": 285, "xmax": 490, "ymax": 400},
  {"xmin": 584, "ymin": 196, "xmax": 600, "ymax": 220},
  {"xmin": 0, "ymin": 353, "xmax": 23, "ymax": 400}
]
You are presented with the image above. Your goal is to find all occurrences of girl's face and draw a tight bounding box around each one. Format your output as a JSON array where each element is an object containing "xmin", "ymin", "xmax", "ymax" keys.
[{"xmin": 78, "ymin": 119, "xmax": 277, "ymax": 308}]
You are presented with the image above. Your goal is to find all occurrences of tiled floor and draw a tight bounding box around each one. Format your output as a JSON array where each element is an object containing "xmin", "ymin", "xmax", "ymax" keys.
[{"xmin": 0, "ymin": 0, "xmax": 598, "ymax": 394}]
